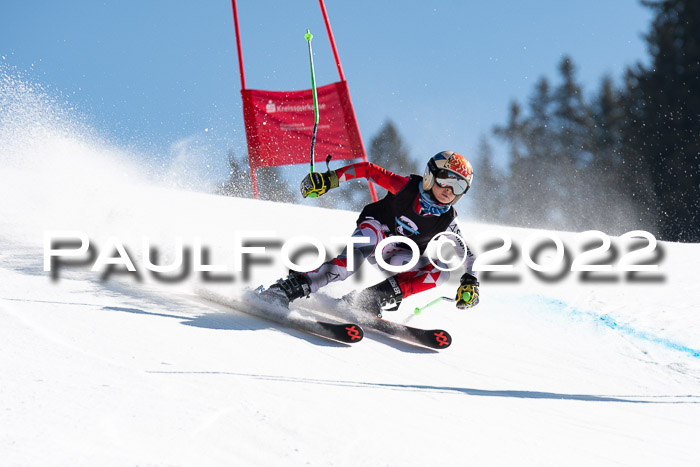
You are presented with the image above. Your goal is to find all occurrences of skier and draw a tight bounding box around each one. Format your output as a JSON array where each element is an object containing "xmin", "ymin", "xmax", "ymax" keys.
[{"xmin": 263, "ymin": 150, "xmax": 480, "ymax": 317}]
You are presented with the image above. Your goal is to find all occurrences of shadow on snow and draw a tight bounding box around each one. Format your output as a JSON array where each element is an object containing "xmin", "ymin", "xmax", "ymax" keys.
[{"xmin": 145, "ymin": 370, "xmax": 700, "ymax": 404}]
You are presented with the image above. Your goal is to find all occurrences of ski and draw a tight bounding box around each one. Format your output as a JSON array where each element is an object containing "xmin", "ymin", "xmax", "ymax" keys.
[
  {"xmin": 196, "ymin": 288, "xmax": 364, "ymax": 344},
  {"xmin": 363, "ymin": 317, "xmax": 452, "ymax": 349},
  {"xmin": 298, "ymin": 297, "xmax": 452, "ymax": 349},
  {"xmin": 306, "ymin": 320, "xmax": 364, "ymax": 344}
]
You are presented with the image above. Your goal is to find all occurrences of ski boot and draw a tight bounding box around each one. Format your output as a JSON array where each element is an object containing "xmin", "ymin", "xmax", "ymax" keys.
[
  {"xmin": 343, "ymin": 276, "xmax": 403, "ymax": 318},
  {"xmin": 262, "ymin": 271, "xmax": 312, "ymax": 307}
]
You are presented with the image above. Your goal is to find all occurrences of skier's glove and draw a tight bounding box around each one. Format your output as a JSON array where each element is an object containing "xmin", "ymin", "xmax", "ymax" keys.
[
  {"xmin": 456, "ymin": 273, "xmax": 479, "ymax": 310},
  {"xmin": 300, "ymin": 170, "xmax": 339, "ymax": 198}
]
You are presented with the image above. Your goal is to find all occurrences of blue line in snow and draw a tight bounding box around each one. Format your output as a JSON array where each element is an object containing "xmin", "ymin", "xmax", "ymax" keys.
[{"xmin": 540, "ymin": 297, "xmax": 700, "ymax": 359}]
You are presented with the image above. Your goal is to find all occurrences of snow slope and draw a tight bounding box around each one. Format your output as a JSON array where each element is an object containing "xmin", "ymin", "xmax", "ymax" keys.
[{"xmin": 2, "ymin": 69, "xmax": 700, "ymax": 467}]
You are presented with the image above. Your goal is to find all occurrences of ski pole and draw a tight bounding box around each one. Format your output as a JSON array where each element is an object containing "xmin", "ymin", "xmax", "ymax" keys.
[
  {"xmin": 305, "ymin": 29, "xmax": 319, "ymax": 174},
  {"xmin": 413, "ymin": 296, "xmax": 456, "ymax": 315}
]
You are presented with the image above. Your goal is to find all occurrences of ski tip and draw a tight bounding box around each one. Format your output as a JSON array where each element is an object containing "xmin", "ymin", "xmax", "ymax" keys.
[
  {"xmin": 430, "ymin": 330, "xmax": 452, "ymax": 348},
  {"xmin": 343, "ymin": 323, "xmax": 364, "ymax": 343}
]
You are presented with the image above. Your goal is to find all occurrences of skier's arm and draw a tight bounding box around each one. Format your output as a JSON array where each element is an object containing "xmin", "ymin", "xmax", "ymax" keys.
[
  {"xmin": 442, "ymin": 219, "xmax": 476, "ymax": 277},
  {"xmin": 301, "ymin": 161, "xmax": 409, "ymax": 198},
  {"xmin": 437, "ymin": 219, "xmax": 480, "ymax": 309},
  {"xmin": 335, "ymin": 162, "xmax": 409, "ymax": 194}
]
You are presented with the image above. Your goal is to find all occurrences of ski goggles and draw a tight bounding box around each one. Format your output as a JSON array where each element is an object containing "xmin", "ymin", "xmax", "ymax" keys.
[{"xmin": 435, "ymin": 170, "xmax": 470, "ymax": 195}]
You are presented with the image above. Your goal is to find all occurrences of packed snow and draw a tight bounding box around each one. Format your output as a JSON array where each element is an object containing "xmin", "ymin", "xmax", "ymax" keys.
[{"xmin": 1, "ymin": 69, "xmax": 700, "ymax": 466}]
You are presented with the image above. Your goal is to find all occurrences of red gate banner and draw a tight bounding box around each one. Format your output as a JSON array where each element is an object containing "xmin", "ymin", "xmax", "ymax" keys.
[{"xmin": 242, "ymin": 80, "xmax": 364, "ymax": 170}]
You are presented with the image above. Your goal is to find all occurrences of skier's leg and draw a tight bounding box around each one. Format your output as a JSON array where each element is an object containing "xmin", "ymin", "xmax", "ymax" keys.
[
  {"xmin": 302, "ymin": 219, "xmax": 385, "ymax": 292},
  {"xmin": 393, "ymin": 258, "xmax": 451, "ymax": 299},
  {"xmin": 373, "ymin": 245, "xmax": 451, "ymax": 298},
  {"xmin": 349, "ymin": 251, "xmax": 450, "ymax": 316},
  {"xmin": 264, "ymin": 219, "xmax": 385, "ymax": 304}
]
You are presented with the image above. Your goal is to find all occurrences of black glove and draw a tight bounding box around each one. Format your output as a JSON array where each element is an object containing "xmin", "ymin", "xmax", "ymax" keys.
[
  {"xmin": 300, "ymin": 170, "xmax": 339, "ymax": 198},
  {"xmin": 456, "ymin": 273, "xmax": 479, "ymax": 309}
]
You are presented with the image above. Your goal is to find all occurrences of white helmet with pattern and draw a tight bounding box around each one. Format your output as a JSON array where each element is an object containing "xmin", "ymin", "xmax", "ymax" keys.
[{"xmin": 422, "ymin": 151, "xmax": 474, "ymax": 205}]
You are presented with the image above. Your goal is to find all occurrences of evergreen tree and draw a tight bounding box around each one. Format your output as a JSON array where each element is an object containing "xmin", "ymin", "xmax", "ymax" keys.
[
  {"xmin": 549, "ymin": 57, "xmax": 597, "ymax": 230},
  {"xmin": 369, "ymin": 120, "xmax": 417, "ymax": 176},
  {"xmin": 492, "ymin": 57, "xmax": 650, "ymax": 232},
  {"xmin": 495, "ymin": 76, "xmax": 578, "ymax": 229},
  {"xmin": 256, "ymin": 165, "xmax": 296, "ymax": 203},
  {"xmin": 470, "ymin": 135, "xmax": 506, "ymax": 224},
  {"xmin": 524, "ymin": 76, "xmax": 562, "ymax": 228},
  {"xmin": 624, "ymin": 0, "xmax": 700, "ymax": 241},
  {"xmin": 217, "ymin": 149, "xmax": 295, "ymax": 203},
  {"xmin": 493, "ymin": 100, "xmax": 533, "ymax": 225},
  {"xmin": 486, "ymin": 1, "xmax": 699, "ymax": 239},
  {"xmin": 586, "ymin": 75, "xmax": 645, "ymax": 233},
  {"xmin": 351, "ymin": 120, "xmax": 416, "ymax": 207},
  {"xmin": 216, "ymin": 149, "xmax": 251, "ymax": 198}
]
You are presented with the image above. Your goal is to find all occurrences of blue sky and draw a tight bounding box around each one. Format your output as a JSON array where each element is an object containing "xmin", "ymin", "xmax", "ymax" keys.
[{"xmin": 2, "ymin": 0, "xmax": 653, "ymax": 186}]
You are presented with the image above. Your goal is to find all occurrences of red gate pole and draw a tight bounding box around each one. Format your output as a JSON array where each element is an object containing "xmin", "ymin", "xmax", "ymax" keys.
[
  {"xmin": 231, "ymin": 0, "xmax": 246, "ymax": 90},
  {"xmin": 231, "ymin": 0, "xmax": 259, "ymax": 198},
  {"xmin": 318, "ymin": 0, "xmax": 378, "ymax": 202},
  {"xmin": 319, "ymin": 0, "xmax": 345, "ymax": 82}
]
